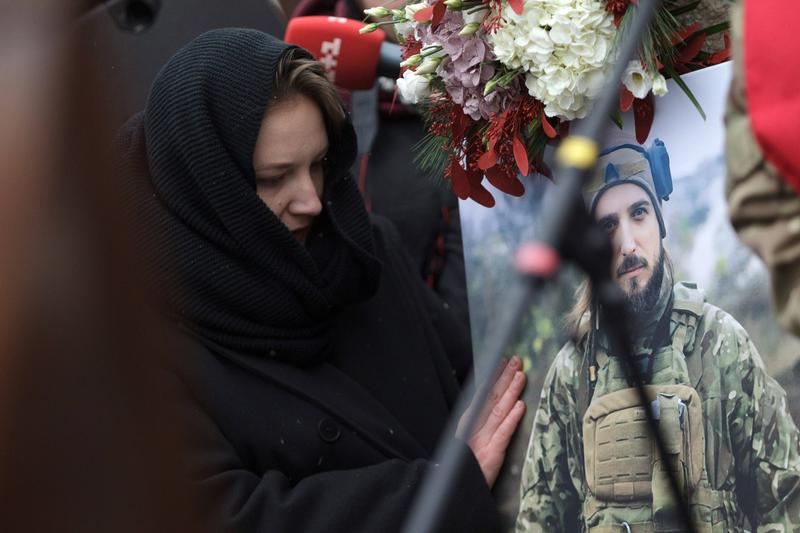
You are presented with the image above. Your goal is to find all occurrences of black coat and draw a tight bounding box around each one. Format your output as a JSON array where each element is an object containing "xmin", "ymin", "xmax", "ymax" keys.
[
  {"xmin": 120, "ymin": 29, "xmax": 498, "ymax": 532},
  {"xmin": 164, "ymin": 218, "xmax": 499, "ymax": 533}
]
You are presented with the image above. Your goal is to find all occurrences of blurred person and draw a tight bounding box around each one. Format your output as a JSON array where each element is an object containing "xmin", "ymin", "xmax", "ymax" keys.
[
  {"xmin": 516, "ymin": 135, "xmax": 800, "ymax": 532},
  {"xmin": 116, "ymin": 28, "xmax": 525, "ymax": 532},
  {"xmin": 0, "ymin": 2, "xmax": 203, "ymax": 531},
  {"xmin": 725, "ymin": 0, "xmax": 800, "ymax": 338}
]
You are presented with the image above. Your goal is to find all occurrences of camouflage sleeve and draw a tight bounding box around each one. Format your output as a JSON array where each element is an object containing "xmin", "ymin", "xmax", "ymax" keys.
[
  {"xmin": 515, "ymin": 346, "xmax": 581, "ymax": 533},
  {"xmin": 723, "ymin": 315, "xmax": 800, "ymax": 531}
]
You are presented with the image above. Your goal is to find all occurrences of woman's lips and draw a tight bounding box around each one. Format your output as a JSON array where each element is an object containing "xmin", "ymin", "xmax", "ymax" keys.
[{"xmin": 291, "ymin": 226, "xmax": 310, "ymax": 242}]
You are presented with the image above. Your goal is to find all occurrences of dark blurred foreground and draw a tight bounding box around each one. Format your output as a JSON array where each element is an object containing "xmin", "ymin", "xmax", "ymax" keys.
[{"xmin": 0, "ymin": 2, "xmax": 208, "ymax": 530}]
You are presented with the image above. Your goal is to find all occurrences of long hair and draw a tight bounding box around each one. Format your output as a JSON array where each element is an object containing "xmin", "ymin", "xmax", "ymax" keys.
[{"xmin": 565, "ymin": 248, "xmax": 674, "ymax": 342}]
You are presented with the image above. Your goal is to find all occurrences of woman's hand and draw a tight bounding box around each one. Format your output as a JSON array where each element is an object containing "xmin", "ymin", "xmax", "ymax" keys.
[{"xmin": 457, "ymin": 356, "xmax": 526, "ymax": 488}]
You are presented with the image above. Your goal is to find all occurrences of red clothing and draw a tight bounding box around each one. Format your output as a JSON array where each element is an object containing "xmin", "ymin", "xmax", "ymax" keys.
[{"xmin": 745, "ymin": 0, "xmax": 800, "ymax": 192}]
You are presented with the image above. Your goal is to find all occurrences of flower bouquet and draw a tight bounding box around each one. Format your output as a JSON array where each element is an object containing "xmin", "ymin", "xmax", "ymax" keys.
[{"xmin": 361, "ymin": 0, "xmax": 730, "ymax": 206}]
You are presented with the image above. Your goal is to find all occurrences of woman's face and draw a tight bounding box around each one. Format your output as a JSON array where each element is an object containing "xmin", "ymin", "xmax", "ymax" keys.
[{"xmin": 253, "ymin": 94, "xmax": 329, "ymax": 243}]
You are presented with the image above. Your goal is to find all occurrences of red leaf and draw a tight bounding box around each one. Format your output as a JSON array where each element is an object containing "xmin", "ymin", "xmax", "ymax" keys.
[
  {"xmin": 451, "ymin": 113, "xmax": 470, "ymax": 140},
  {"xmin": 633, "ymin": 93, "xmax": 654, "ymax": 144},
  {"xmin": 613, "ymin": 12, "xmax": 623, "ymax": 27},
  {"xmin": 413, "ymin": 6, "xmax": 434, "ymax": 22},
  {"xmin": 672, "ymin": 23, "xmax": 700, "ymax": 45},
  {"xmin": 678, "ymin": 34, "xmax": 706, "ymax": 63},
  {"xmin": 541, "ymin": 114, "xmax": 557, "ymax": 139},
  {"xmin": 431, "ymin": 0, "xmax": 447, "ymax": 27},
  {"xmin": 485, "ymin": 167, "xmax": 525, "ymax": 196},
  {"xmin": 477, "ymin": 149, "xmax": 498, "ymax": 170},
  {"xmin": 512, "ymin": 134, "xmax": 529, "ymax": 176},
  {"xmin": 449, "ymin": 163, "xmax": 471, "ymax": 199},
  {"xmin": 469, "ymin": 182, "xmax": 496, "ymax": 207},
  {"xmin": 619, "ymin": 85, "xmax": 634, "ymax": 112},
  {"xmin": 466, "ymin": 168, "xmax": 484, "ymax": 186},
  {"xmin": 708, "ymin": 32, "xmax": 731, "ymax": 65},
  {"xmin": 508, "ymin": 0, "xmax": 524, "ymax": 16},
  {"xmin": 707, "ymin": 48, "xmax": 731, "ymax": 65}
]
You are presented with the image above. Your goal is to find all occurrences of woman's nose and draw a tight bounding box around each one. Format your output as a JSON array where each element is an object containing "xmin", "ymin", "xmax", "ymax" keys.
[{"xmin": 289, "ymin": 174, "xmax": 323, "ymax": 217}]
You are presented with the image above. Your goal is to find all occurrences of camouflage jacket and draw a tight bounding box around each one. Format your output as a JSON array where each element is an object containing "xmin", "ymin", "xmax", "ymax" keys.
[{"xmin": 516, "ymin": 282, "xmax": 800, "ymax": 532}]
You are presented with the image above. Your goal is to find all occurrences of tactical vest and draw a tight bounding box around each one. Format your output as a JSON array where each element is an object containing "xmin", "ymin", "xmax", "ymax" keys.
[{"xmin": 579, "ymin": 282, "xmax": 741, "ymax": 533}]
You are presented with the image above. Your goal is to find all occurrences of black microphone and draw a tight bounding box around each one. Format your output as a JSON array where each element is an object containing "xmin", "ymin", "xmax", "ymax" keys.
[{"xmin": 377, "ymin": 39, "xmax": 402, "ymax": 81}]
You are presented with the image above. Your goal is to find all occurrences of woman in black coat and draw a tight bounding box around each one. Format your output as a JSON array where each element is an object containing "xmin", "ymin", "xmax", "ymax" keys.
[{"xmin": 117, "ymin": 28, "xmax": 526, "ymax": 532}]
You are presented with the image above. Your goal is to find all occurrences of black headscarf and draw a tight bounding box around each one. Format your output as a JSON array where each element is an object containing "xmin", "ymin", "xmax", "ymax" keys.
[{"xmin": 117, "ymin": 28, "xmax": 381, "ymax": 365}]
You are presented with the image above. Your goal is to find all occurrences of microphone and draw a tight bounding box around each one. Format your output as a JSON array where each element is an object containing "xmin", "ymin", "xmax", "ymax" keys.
[{"xmin": 284, "ymin": 16, "xmax": 401, "ymax": 90}]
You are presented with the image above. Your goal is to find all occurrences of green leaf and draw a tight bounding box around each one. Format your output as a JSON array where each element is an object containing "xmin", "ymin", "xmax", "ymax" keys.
[
  {"xmin": 412, "ymin": 132, "xmax": 449, "ymax": 186},
  {"xmin": 668, "ymin": 21, "xmax": 731, "ymax": 57},
  {"xmin": 651, "ymin": 7, "xmax": 680, "ymax": 68},
  {"xmin": 668, "ymin": 1, "xmax": 701, "ymax": 17},
  {"xmin": 609, "ymin": 108, "xmax": 624, "ymax": 129},
  {"xmin": 619, "ymin": 4, "xmax": 680, "ymax": 73},
  {"xmin": 692, "ymin": 51, "xmax": 712, "ymax": 62},
  {"xmin": 693, "ymin": 21, "xmax": 730, "ymax": 38},
  {"xmin": 523, "ymin": 127, "xmax": 549, "ymax": 172},
  {"xmin": 662, "ymin": 62, "xmax": 706, "ymax": 120},
  {"xmin": 526, "ymin": 116, "xmax": 541, "ymax": 137}
]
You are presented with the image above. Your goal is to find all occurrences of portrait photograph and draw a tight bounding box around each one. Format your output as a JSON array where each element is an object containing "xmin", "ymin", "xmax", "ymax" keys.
[{"xmin": 460, "ymin": 61, "xmax": 800, "ymax": 530}]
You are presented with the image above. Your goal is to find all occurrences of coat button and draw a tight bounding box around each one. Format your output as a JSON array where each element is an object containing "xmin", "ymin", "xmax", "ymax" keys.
[{"xmin": 317, "ymin": 418, "xmax": 341, "ymax": 443}]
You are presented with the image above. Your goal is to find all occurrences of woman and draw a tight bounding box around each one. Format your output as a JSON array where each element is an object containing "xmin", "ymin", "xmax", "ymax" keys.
[{"xmin": 117, "ymin": 28, "xmax": 525, "ymax": 532}]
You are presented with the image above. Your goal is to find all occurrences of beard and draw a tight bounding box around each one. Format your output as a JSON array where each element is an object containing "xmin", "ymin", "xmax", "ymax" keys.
[{"xmin": 622, "ymin": 247, "xmax": 665, "ymax": 315}]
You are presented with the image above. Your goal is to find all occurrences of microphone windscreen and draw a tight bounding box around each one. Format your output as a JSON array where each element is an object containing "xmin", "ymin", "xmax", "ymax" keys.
[{"xmin": 285, "ymin": 16, "xmax": 385, "ymax": 90}]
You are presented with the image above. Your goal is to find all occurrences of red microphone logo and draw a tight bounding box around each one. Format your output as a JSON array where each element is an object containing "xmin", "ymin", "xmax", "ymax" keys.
[
  {"xmin": 284, "ymin": 16, "xmax": 386, "ymax": 90},
  {"xmin": 317, "ymin": 18, "xmax": 347, "ymax": 82}
]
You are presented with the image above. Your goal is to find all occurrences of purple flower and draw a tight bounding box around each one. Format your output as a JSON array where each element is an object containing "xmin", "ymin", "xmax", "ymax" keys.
[{"xmin": 416, "ymin": 10, "xmax": 520, "ymax": 120}]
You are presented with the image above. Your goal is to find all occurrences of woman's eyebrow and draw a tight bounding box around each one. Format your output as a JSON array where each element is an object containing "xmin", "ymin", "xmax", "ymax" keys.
[
  {"xmin": 255, "ymin": 162, "xmax": 292, "ymax": 173},
  {"xmin": 255, "ymin": 145, "xmax": 329, "ymax": 172}
]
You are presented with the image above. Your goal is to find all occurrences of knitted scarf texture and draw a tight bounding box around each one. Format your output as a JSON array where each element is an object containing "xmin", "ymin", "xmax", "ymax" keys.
[{"xmin": 117, "ymin": 28, "xmax": 381, "ymax": 365}]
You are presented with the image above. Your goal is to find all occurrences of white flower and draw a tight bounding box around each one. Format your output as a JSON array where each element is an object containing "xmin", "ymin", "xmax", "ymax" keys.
[
  {"xmin": 489, "ymin": 0, "xmax": 617, "ymax": 120},
  {"xmin": 487, "ymin": 29, "xmax": 520, "ymax": 68},
  {"xmin": 404, "ymin": 2, "xmax": 428, "ymax": 20},
  {"xmin": 548, "ymin": 22, "xmax": 573, "ymax": 46},
  {"xmin": 415, "ymin": 58, "xmax": 439, "ymax": 75},
  {"xmin": 359, "ymin": 22, "xmax": 380, "ymax": 34},
  {"xmin": 652, "ymin": 72, "xmax": 668, "ymax": 97},
  {"xmin": 394, "ymin": 21, "xmax": 414, "ymax": 40},
  {"xmin": 364, "ymin": 6, "xmax": 391, "ymax": 18},
  {"xmin": 622, "ymin": 60, "xmax": 652, "ymax": 99},
  {"xmin": 396, "ymin": 69, "xmax": 431, "ymax": 104},
  {"xmin": 414, "ymin": 48, "xmax": 447, "ymax": 75},
  {"xmin": 579, "ymin": 68, "xmax": 606, "ymax": 100},
  {"xmin": 462, "ymin": 7, "xmax": 488, "ymax": 26},
  {"xmin": 400, "ymin": 54, "xmax": 423, "ymax": 68}
]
